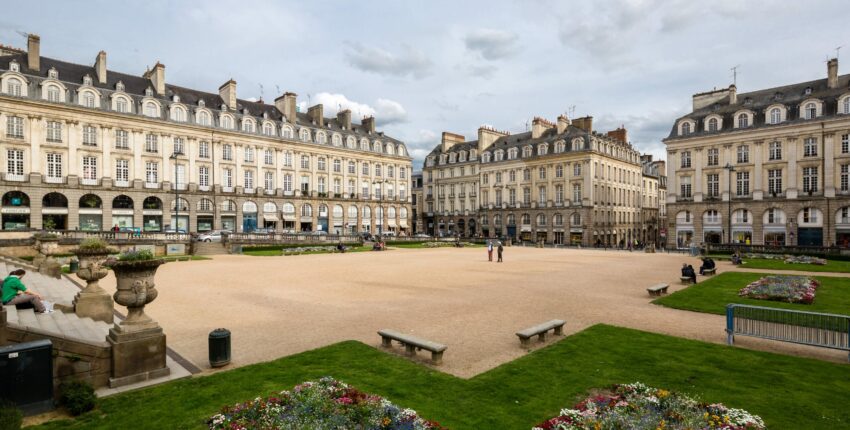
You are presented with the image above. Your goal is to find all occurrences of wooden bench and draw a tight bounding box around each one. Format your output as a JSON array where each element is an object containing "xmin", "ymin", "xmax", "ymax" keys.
[
  {"xmin": 378, "ymin": 329, "xmax": 447, "ymax": 364},
  {"xmin": 646, "ymin": 283, "xmax": 669, "ymax": 297},
  {"xmin": 702, "ymin": 267, "xmax": 716, "ymax": 276},
  {"xmin": 515, "ymin": 319, "xmax": 565, "ymax": 347},
  {"xmin": 680, "ymin": 276, "xmax": 695, "ymax": 285}
]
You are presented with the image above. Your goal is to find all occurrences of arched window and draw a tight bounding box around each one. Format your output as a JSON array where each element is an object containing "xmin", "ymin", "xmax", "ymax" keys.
[
  {"xmin": 681, "ymin": 122, "xmax": 691, "ymax": 135},
  {"xmin": 301, "ymin": 204, "xmax": 312, "ymax": 217},
  {"xmin": 707, "ymin": 118, "xmax": 718, "ymax": 132},
  {"xmin": 242, "ymin": 120, "xmax": 255, "ymax": 133},
  {"xmin": 198, "ymin": 111, "xmax": 211, "ymax": 126},
  {"xmin": 844, "ymin": 98, "xmax": 850, "ymax": 114},
  {"xmin": 737, "ymin": 114, "xmax": 749, "ymax": 128},
  {"xmin": 263, "ymin": 122, "xmax": 274, "ymax": 136},
  {"xmin": 144, "ymin": 196, "xmax": 163, "ymax": 210},
  {"xmin": 79, "ymin": 194, "xmax": 102, "ymax": 208},
  {"xmin": 221, "ymin": 115, "xmax": 233, "ymax": 129},
  {"xmin": 316, "ymin": 132, "xmax": 327, "ymax": 144},
  {"xmin": 46, "ymin": 85, "xmax": 61, "ymax": 102},
  {"xmin": 346, "ymin": 136, "xmax": 356, "ymax": 149},
  {"xmin": 521, "ymin": 213, "xmax": 531, "ymax": 225},
  {"xmin": 300, "ymin": 128, "xmax": 311, "ymax": 142},
  {"xmin": 282, "ymin": 125, "xmax": 294, "ymax": 139},
  {"xmin": 42, "ymin": 192, "xmax": 67, "ymax": 208},
  {"xmin": 805, "ymin": 102, "xmax": 817, "ymax": 119},
  {"xmin": 332, "ymin": 134, "xmax": 342, "ymax": 146},
  {"xmin": 144, "ymin": 102, "xmax": 159, "ymax": 118},
  {"xmin": 373, "ymin": 141, "xmax": 382, "ymax": 152},
  {"xmin": 770, "ymin": 108, "xmax": 781, "ymax": 124},
  {"xmin": 198, "ymin": 198, "xmax": 213, "ymax": 212},
  {"xmin": 348, "ymin": 205, "xmax": 358, "ymax": 219},
  {"xmin": 172, "ymin": 198, "xmax": 190, "ymax": 211},
  {"xmin": 220, "ymin": 200, "xmax": 236, "ymax": 212},
  {"xmin": 385, "ymin": 143, "xmax": 394, "ymax": 154},
  {"xmin": 6, "ymin": 78, "xmax": 22, "ymax": 97},
  {"xmin": 571, "ymin": 213, "xmax": 582, "ymax": 226},
  {"xmin": 171, "ymin": 106, "xmax": 186, "ymax": 122},
  {"xmin": 537, "ymin": 213, "xmax": 546, "ymax": 226},
  {"xmin": 553, "ymin": 213, "xmax": 563, "ymax": 226},
  {"xmin": 112, "ymin": 195, "xmax": 133, "ymax": 209}
]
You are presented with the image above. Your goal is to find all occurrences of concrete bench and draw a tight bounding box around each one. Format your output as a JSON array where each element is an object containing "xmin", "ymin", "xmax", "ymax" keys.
[
  {"xmin": 647, "ymin": 283, "xmax": 669, "ymax": 297},
  {"xmin": 378, "ymin": 329, "xmax": 447, "ymax": 364},
  {"xmin": 680, "ymin": 276, "xmax": 695, "ymax": 285},
  {"xmin": 702, "ymin": 267, "xmax": 716, "ymax": 276},
  {"xmin": 515, "ymin": 319, "xmax": 565, "ymax": 347}
]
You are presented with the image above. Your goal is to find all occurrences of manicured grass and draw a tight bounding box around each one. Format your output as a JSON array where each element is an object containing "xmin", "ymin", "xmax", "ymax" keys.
[
  {"xmin": 654, "ymin": 272, "xmax": 850, "ymax": 316},
  {"xmin": 243, "ymin": 245, "xmax": 372, "ymax": 256},
  {"xmin": 35, "ymin": 324, "xmax": 850, "ymax": 429},
  {"xmin": 741, "ymin": 258, "xmax": 850, "ymax": 273},
  {"xmin": 392, "ymin": 242, "xmax": 486, "ymax": 249}
]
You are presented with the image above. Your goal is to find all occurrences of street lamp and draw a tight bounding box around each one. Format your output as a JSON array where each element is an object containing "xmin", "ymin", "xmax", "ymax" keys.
[
  {"xmin": 171, "ymin": 151, "xmax": 183, "ymax": 233},
  {"xmin": 724, "ymin": 162, "xmax": 736, "ymax": 244}
]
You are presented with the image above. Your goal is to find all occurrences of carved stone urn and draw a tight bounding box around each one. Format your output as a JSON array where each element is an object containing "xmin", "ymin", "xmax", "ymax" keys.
[
  {"xmin": 71, "ymin": 247, "xmax": 117, "ymax": 323},
  {"xmin": 106, "ymin": 257, "xmax": 170, "ymax": 387},
  {"xmin": 32, "ymin": 235, "xmax": 62, "ymax": 278}
]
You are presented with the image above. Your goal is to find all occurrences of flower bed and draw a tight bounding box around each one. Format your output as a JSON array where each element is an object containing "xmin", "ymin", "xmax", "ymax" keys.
[
  {"xmin": 534, "ymin": 383, "xmax": 764, "ymax": 430},
  {"xmin": 208, "ymin": 377, "xmax": 444, "ymax": 429},
  {"xmin": 738, "ymin": 275, "xmax": 819, "ymax": 304},
  {"xmin": 783, "ymin": 255, "xmax": 827, "ymax": 265}
]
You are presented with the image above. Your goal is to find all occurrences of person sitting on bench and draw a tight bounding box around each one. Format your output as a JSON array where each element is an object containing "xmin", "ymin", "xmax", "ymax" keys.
[
  {"xmin": 731, "ymin": 252, "xmax": 742, "ymax": 265},
  {"xmin": 336, "ymin": 242, "xmax": 346, "ymax": 253},
  {"xmin": 681, "ymin": 263, "xmax": 697, "ymax": 284},
  {"xmin": 699, "ymin": 257, "xmax": 715, "ymax": 275}
]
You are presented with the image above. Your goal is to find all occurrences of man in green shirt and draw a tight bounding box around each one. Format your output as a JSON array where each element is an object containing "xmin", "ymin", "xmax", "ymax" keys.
[{"xmin": 2, "ymin": 269, "xmax": 47, "ymax": 313}]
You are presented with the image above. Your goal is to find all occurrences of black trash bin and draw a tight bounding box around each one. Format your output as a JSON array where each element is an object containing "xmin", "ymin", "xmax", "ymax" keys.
[
  {"xmin": 208, "ymin": 328, "xmax": 231, "ymax": 368},
  {"xmin": 69, "ymin": 259, "xmax": 79, "ymax": 273}
]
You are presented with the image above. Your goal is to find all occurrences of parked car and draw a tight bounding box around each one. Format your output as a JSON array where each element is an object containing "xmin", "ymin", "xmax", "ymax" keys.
[
  {"xmin": 381, "ymin": 231, "xmax": 396, "ymax": 237},
  {"xmin": 310, "ymin": 230, "xmax": 328, "ymax": 235},
  {"xmin": 413, "ymin": 233, "xmax": 431, "ymax": 238},
  {"xmin": 198, "ymin": 230, "xmax": 230, "ymax": 242},
  {"xmin": 251, "ymin": 227, "xmax": 274, "ymax": 234},
  {"xmin": 164, "ymin": 228, "xmax": 187, "ymax": 234}
]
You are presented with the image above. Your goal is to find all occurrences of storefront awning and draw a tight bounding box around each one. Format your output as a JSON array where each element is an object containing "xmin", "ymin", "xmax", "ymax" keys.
[
  {"xmin": 263, "ymin": 214, "xmax": 279, "ymax": 222},
  {"xmin": 362, "ymin": 220, "xmax": 371, "ymax": 225},
  {"xmin": 388, "ymin": 219, "xmax": 397, "ymax": 227},
  {"xmin": 300, "ymin": 216, "xmax": 312, "ymax": 223},
  {"xmin": 282, "ymin": 215, "xmax": 296, "ymax": 222},
  {"xmin": 702, "ymin": 226, "xmax": 722, "ymax": 232},
  {"xmin": 400, "ymin": 220, "xmax": 408, "ymax": 228},
  {"xmin": 521, "ymin": 226, "xmax": 532, "ymax": 232}
]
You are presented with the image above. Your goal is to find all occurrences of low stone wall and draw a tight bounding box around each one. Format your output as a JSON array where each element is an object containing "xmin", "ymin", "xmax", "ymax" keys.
[
  {"xmin": 4, "ymin": 324, "xmax": 112, "ymax": 390},
  {"xmin": 0, "ymin": 243, "xmax": 176, "ymax": 260}
]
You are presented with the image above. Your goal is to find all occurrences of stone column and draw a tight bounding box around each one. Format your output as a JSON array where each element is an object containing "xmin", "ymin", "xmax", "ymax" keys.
[
  {"xmin": 694, "ymin": 148, "xmax": 703, "ymax": 202},
  {"xmin": 787, "ymin": 137, "xmax": 798, "ymax": 199},
  {"xmin": 753, "ymin": 141, "xmax": 764, "ymax": 200},
  {"xmin": 825, "ymin": 133, "xmax": 836, "ymax": 197}
]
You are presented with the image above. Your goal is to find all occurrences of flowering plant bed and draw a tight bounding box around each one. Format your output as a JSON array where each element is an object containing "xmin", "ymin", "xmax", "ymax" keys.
[
  {"xmin": 783, "ymin": 255, "xmax": 827, "ymax": 265},
  {"xmin": 208, "ymin": 377, "xmax": 445, "ymax": 429},
  {"xmin": 738, "ymin": 275, "xmax": 819, "ymax": 304},
  {"xmin": 534, "ymin": 382, "xmax": 764, "ymax": 430}
]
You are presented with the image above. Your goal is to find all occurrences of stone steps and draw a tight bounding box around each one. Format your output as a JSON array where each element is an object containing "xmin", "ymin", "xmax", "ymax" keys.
[
  {"xmin": 193, "ymin": 242, "xmax": 229, "ymax": 256},
  {"xmin": 3, "ymin": 305, "xmax": 110, "ymax": 344},
  {"xmin": 0, "ymin": 257, "xmax": 80, "ymax": 308}
]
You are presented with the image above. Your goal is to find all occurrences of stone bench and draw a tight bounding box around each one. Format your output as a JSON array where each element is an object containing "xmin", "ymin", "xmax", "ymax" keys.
[
  {"xmin": 515, "ymin": 319, "xmax": 565, "ymax": 347},
  {"xmin": 702, "ymin": 267, "xmax": 716, "ymax": 276},
  {"xmin": 680, "ymin": 276, "xmax": 695, "ymax": 285},
  {"xmin": 647, "ymin": 283, "xmax": 669, "ymax": 297},
  {"xmin": 378, "ymin": 329, "xmax": 447, "ymax": 365}
]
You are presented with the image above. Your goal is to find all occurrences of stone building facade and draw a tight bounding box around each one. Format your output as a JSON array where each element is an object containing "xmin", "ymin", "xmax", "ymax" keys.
[
  {"xmin": 664, "ymin": 58, "xmax": 850, "ymax": 247},
  {"xmin": 423, "ymin": 115, "xmax": 660, "ymax": 246},
  {"xmin": 0, "ymin": 35, "xmax": 413, "ymax": 234}
]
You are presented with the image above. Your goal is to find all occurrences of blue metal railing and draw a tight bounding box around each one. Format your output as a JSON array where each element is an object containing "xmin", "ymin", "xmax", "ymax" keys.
[{"xmin": 726, "ymin": 304, "xmax": 850, "ymax": 361}]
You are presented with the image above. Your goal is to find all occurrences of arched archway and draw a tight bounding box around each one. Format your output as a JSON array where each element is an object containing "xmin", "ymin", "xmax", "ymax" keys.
[
  {"xmin": 2, "ymin": 191, "xmax": 30, "ymax": 230},
  {"xmin": 79, "ymin": 194, "xmax": 103, "ymax": 231},
  {"xmin": 142, "ymin": 196, "xmax": 164, "ymax": 232},
  {"xmin": 41, "ymin": 192, "xmax": 68, "ymax": 230}
]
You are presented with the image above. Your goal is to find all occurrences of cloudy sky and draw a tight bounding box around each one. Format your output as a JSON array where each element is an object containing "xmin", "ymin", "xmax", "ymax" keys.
[{"xmin": 1, "ymin": 0, "xmax": 847, "ymax": 169}]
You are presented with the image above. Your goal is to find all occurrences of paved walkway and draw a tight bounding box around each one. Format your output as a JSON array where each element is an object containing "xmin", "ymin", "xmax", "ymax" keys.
[{"xmin": 91, "ymin": 247, "xmax": 848, "ymax": 378}]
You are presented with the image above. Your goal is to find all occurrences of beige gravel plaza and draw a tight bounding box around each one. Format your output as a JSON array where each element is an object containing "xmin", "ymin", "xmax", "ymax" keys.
[{"xmin": 90, "ymin": 247, "xmax": 848, "ymax": 377}]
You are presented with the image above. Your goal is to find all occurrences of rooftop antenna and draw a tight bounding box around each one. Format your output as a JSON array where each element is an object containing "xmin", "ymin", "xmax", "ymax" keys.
[
  {"xmin": 731, "ymin": 65, "xmax": 740, "ymax": 86},
  {"xmin": 258, "ymin": 84, "xmax": 264, "ymax": 100},
  {"xmin": 568, "ymin": 105, "xmax": 576, "ymax": 117},
  {"xmin": 525, "ymin": 119, "xmax": 529, "ymax": 132},
  {"xmin": 836, "ymin": 46, "xmax": 843, "ymax": 60},
  {"xmin": 307, "ymin": 93, "xmax": 311, "ymax": 106},
  {"xmin": 275, "ymin": 84, "xmax": 280, "ymax": 95},
  {"xmin": 14, "ymin": 30, "xmax": 28, "ymax": 39}
]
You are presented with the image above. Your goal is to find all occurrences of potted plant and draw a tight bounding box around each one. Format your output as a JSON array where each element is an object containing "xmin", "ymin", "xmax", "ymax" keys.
[
  {"xmin": 72, "ymin": 237, "xmax": 118, "ymax": 322},
  {"xmin": 106, "ymin": 249, "xmax": 165, "ymax": 332}
]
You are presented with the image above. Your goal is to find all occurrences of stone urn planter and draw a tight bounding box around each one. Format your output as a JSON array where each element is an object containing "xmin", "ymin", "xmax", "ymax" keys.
[
  {"xmin": 71, "ymin": 246, "xmax": 117, "ymax": 323},
  {"xmin": 106, "ymin": 257, "xmax": 170, "ymax": 387},
  {"xmin": 32, "ymin": 234, "xmax": 62, "ymax": 278}
]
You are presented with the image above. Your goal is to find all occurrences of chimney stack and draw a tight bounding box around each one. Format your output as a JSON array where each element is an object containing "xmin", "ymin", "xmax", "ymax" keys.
[
  {"xmin": 556, "ymin": 114, "xmax": 570, "ymax": 134},
  {"xmin": 828, "ymin": 58, "xmax": 839, "ymax": 89},
  {"xmin": 606, "ymin": 127, "xmax": 628, "ymax": 144},
  {"xmin": 361, "ymin": 116, "xmax": 375, "ymax": 134},
  {"xmin": 307, "ymin": 104, "xmax": 324, "ymax": 127},
  {"xmin": 728, "ymin": 84, "xmax": 737, "ymax": 104},
  {"xmin": 337, "ymin": 109, "xmax": 351, "ymax": 129},
  {"xmin": 27, "ymin": 34, "xmax": 40, "ymax": 72},
  {"xmin": 143, "ymin": 62, "xmax": 166, "ymax": 95},
  {"xmin": 531, "ymin": 117, "xmax": 555, "ymax": 139},
  {"xmin": 477, "ymin": 126, "xmax": 509, "ymax": 153},
  {"xmin": 94, "ymin": 50, "xmax": 107, "ymax": 84},
  {"xmin": 572, "ymin": 116, "xmax": 594, "ymax": 133},
  {"xmin": 218, "ymin": 79, "xmax": 237, "ymax": 110},
  {"xmin": 441, "ymin": 132, "xmax": 465, "ymax": 152},
  {"xmin": 274, "ymin": 92, "xmax": 298, "ymax": 123}
]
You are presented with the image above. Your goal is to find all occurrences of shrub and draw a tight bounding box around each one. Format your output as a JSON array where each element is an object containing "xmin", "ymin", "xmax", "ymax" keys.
[
  {"xmin": 78, "ymin": 237, "xmax": 109, "ymax": 250},
  {"xmin": 0, "ymin": 400, "xmax": 23, "ymax": 430},
  {"xmin": 59, "ymin": 380, "xmax": 97, "ymax": 416},
  {"xmin": 117, "ymin": 249, "xmax": 155, "ymax": 262}
]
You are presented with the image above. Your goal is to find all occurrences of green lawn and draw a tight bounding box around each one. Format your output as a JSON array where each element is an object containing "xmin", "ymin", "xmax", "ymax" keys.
[
  {"xmin": 391, "ymin": 242, "xmax": 486, "ymax": 249},
  {"xmin": 740, "ymin": 258, "xmax": 850, "ymax": 273},
  {"xmin": 35, "ymin": 325, "xmax": 850, "ymax": 429},
  {"xmin": 243, "ymin": 245, "xmax": 372, "ymax": 256},
  {"xmin": 654, "ymin": 272, "xmax": 850, "ymax": 316}
]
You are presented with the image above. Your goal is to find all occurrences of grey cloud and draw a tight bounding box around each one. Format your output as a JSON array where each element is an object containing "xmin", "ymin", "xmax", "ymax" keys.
[
  {"xmin": 374, "ymin": 98, "xmax": 408, "ymax": 126},
  {"xmin": 464, "ymin": 29, "xmax": 519, "ymax": 60},
  {"xmin": 344, "ymin": 42, "xmax": 432, "ymax": 79}
]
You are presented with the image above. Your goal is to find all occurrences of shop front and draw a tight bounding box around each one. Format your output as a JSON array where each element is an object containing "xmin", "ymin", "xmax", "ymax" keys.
[
  {"xmin": 764, "ymin": 227, "xmax": 786, "ymax": 246},
  {"xmin": 242, "ymin": 202, "xmax": 258, "ymax": 232},
  {"xmin": 143, "ymin": 210, "xmax": 163, "ymax": 232},
  {"xmin": 79, "ymin": 208, "xmax": 103, "ymax": 231},
  {"xmin": 197, "ymin": 215, "xmax": 214, "ymax": 232},
  {"xmin": 570, "ymin": 228, "xmax": 583, "ymax": 245},
  {"xmin": 221, "ymin": 215, "xmax": 236, "ymax": 232},
  {"xmin": 111, "ymin": 209, "xmax": 134, "ymax": 229}
]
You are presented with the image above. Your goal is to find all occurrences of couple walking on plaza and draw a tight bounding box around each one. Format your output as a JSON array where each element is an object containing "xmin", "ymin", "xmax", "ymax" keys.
[{"xmin": 487, "ymin": 241, "xmax": 504, "ymax": 262}]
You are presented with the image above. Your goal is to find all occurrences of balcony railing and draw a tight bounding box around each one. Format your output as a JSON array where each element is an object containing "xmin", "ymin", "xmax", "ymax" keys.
[
  {"xmin": 4, "ymin": 173, "xmax": 25, "ymax": 182},
  {"xmin": 144, "ymin": 182, "xmax": 159, "ymax": 189},
  {"xmin": 114, "ymin": 180, "xmax": 130, "ymax": 188},
  {"xmin": 45, "ymin": 176, "xmax": 66, "ymax": 184}
]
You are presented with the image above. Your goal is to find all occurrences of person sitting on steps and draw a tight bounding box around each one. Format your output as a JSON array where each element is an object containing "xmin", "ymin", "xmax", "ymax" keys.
[{"xmin": 1, "ymin": 269, "xmax": 49, "ymax": 313}]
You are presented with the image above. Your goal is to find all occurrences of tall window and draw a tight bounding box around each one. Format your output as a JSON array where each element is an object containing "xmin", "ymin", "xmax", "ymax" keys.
[
  {"xmin": 173, "ymin": 137, "xmax": 184, "ymax": 155},
  {"xmin": 244, "ymin": 170, "xmax": 254, "ymax": 189},
  {"xmin": 737, "ymin": 145, "xmax": 749, "ymax": 163},
  {"xmin": 318, "ymin": 177, "xmax": 326, "ymax": 193},
  {"xmin": 145, "ymin": 134, "xmax": 158, "ymax": 153},
  {"xmin": 523, "ymin": 187, "xmax": 531, "ymax": 204},
  {"xmin": 6, "ymin": 116, "xmax": 23, "ymax": 138},
  {"xmin": 115, "ymin": 159, "xmax": 128, "ymax": 182},
  {"xmin": 222, "ymin": 144, "xmax": 233, "ymax": 160},
  {"xmin": 400, "ymin": 167, "xmax": 407, "ymax": 179},
  {"xmin": 768, "ymin": 169, "xmax": 782, "ymax": 195},
  {"xmin": 198, "ymin": 111, "xmax": 210, "ymax": 125},
  {"xmin": 283, "ymin": 174, "xmax": 292, "ymax": 192},
  {"xmin": 845, "ymin": 98, "xmax": 850, "ymax": 114},
  {"xmin": 805, "ymin": 103, "xmax": 817, "ymax": 119},
  {"xmin": 347, "ymin": 180, "xmax": 355, "ymax": 196},
  {"xmin": 6, "ymin": 149, "xmax": 23, "ymax": 176},
  {"xmin": 802, "ymin": 167, "xmax": 818, "ymax": 193},
  {"xmin": 842, "ymin": 134, "xmax": 849, "ymax": 154},
  {"xmin": 495, "ymin": 189, "xmax": 503, "ymax": 206},
  {"xmin": 115, "ymin": 130, "xmax": 129, "ymax": 149},
  {"xmin": 264, "ymin": 171, "xmax": 274, "ymax": 190},
  {"xmin": 523, "ymin": 169, "xmax": 531, "ymax": 181},
  {"xmin": 706, "ymin": 173, "xmax": 719, "ymax": 197},
  {"xmin": 509, "ymin": 188, "xmax": 516, "ymax": 205},
  {"xmin": 199, "ymin": 141, "xmax": 210, "ymax": 158},
  {"xmin": 319, "ymin": 157, "xmax": 327, "ymax": 171},
  {"xmin": 841, "ymin": 165, "xmax": 849, "ymax": 192},
  {"xmin": 348, "ymin": 161, "xmax": 356, "ymax": 174},
  {"xmin": 82, "ymin": 156, "xmax": 97, "ymax": 180},
  {"xmin": 362, "ymin": 162, "xmax": 369, "ymax": 175},
  {"xmin": 681, "ymin": 176, "xmax": 692, "ymax": 198},
  {"xmin": 374, "ymin": 164, "xmax": 381, "ymax": 176},
  {"xmin": 46, "ymin": 121, "xmax": 62, "ymax": 142},
  {"xmin": 333, "ymin": 178, "xmax": 341, "ymax": 194},
  {"xmin": 244, "ymin": 147, "xmax": 254, "ymax": 163},
  {"xmin": 680, "ymin": 151, "xmax": 691, "ymax": 168},
  {"xmin": 199, "ymin": 166, "xmax": 209, "ymax": 187},
  {"xmin": 736, "ymin": 171, "xmax": 750, "ymax": 196},
  {"xmin": 301, "ymin": 155, "xmax": 310, "ymax": 169},
  {"xmin": 387, "ymin": 165, "xmax": 394, "ymax": 177},
  {"xmin": 538, "ymin": 186, "xmax": 547, "ymax": 204},
  {"xmin": 47, "ymin": 86, "xmax": 60, "ymax": 102},
  {"xmin": 145, "ymin": 161, "xmax": 158, "ymax": 183},
  {"xmin": 116, "ymin": 98, "xmax": 128, "ymax": 113},
  {"xmin": 495, "ymin": 172, "xmax": 502, "ymax": 183},
  {"xmin": 555, "ymin": 185, "xmax": 563, "ymax": 203},
  {"xmin": 301, "ymin": 176, "xmax": 310, "ymax": 193},
  {"xmin": 46, "ymin": 153, "xmax": 62, "ymax": 179},
  {"xmin": 804, "ymin": 137, "xmax": 818, "ymax": 157},
  {"xmin": 707, "ymin": 148, "xmax": 719, "ymax": 166},
  {"xmin": 737, "ymin": 114, "xmax": 749, "ymax": 128},
  {"xmin": 707, "ymin": 118, "xmax": 718, "ymax": 132},
  {"xmin": 283, "ymin": 151, "xmax": 292, "ymax": 167},
  {"xmin": 539, "ymin": 167, "xmax": 546, "ymax": 179},
  {"xmin": 573, "ymin": 183, "xmax": 582, "ymax": 203},
  {"xmin": 263, "ymin": 123, "xmax": 274, "ymax": 136},
  {"xmin": 770, "ymin": 108, "xmax": 781, "ymax": 124},
  {"xmin": 222, "ymin": 168, "xmax": 232, "ymax": 188},
  {"xmin": 769, "ymin": 141, "xmax": 782, "ymax": 160},
  {"xmin": 681, "ymin": 122, "xmax": 691, "ymax": 135},
  {"xmin": 264, "ymin": 149, "xmax": 274, "ymax": 165},
  {"xmin": 7, "ymin": 78, "xmax": 22, "ymax": 96}
]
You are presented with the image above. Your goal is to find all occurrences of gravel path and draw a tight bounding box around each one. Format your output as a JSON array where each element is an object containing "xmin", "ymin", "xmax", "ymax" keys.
[{"xmin": 90, "ymin": 247, "xmax": 848, "ymax": 377}]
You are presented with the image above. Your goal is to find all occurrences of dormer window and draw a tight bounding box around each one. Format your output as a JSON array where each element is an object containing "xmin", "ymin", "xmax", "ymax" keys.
[
  {"xmin": 774, "ymin": 92, "xmax": 783, "ymax": 100},
  {"xmin": 82, "ymin": 75, "xmax": 92, "ymax": 86},
  {"xmin": 804, "ymin": 87, "xmax": 812, "ymax": 95},
  {"xmin": 221, "ymin": 104, "xmax": 228, "ymax": 112},
  {"xmin": 145, "ymin": 87, "xmax": 153, "ymax": 97},
  {"xmin": 744, "ymin": 97, "xmax": 753, "ymax": 105},
  {"xmin": 707, "ymin": 118, "xmax": 718, "ymax": 132},
  {"xmin": 805, "ymin": 102, "xmax": 817, "ymax": 120},
  {"xmin": 770, "ymin": 108, "xmax": 781, "ymax": 124},
  {"xmin": 9, "ymin": 60, "xmax": 19, "ymax": 72},
  {"xmin": 172, "ymin": 95, "xmax": 180, "ymax": 102},
  {"xmin": 48, "ymin": 67, "xmax": 58, "ymax": 79},
  {"xmin": 263, "ymin": 111, "xmax": 269, "ymax": 119},
  {"xmin": 737, "ymin": 113, "xmax": 749, "ymax": 128},
  {"xmin": 243, "ymin": 108, "xmax": 250, "ymax": 115},
  {"xmin": 681, "ymin": 122, "xmax": 691, "ymax": 135},
  {"xmin": 116, "ymin": 81, "xmax": 125, "ymax": 91},
  {"xmin": 198, "ymin": 99, "xmax": 206, "ymax": 107}
]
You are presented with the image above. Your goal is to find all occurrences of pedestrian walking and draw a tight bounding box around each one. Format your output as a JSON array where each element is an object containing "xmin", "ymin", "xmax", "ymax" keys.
[
  {"xmin": 497, "ymin": 242, "xmax": 504, "ymax": 262},
  {"xmin": 487, "ymin": 241, "xmax": 493, "ymax": 261}
]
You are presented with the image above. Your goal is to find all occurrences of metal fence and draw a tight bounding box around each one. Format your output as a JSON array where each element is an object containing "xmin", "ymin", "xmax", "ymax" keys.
[
  {"xmin": 225, "ymin": 233, "xmax": 362, "ymax": 244},
  {"xmin": 46, "ymin": 229, "xmax": 192, "ymax": 242},
  {"xmin": 726, "ymin": 304, "xmax": 850, "ymax": 361},
  {"xmin": 708, "ymin": 243, "xmax": 849, "ymax": 256}
]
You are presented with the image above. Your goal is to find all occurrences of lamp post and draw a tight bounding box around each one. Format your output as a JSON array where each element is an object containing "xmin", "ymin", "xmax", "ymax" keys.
[
  {"xmin": 724, "ymin": 162, "xmax": 736, "ymax": 244},
  {"xmin": 170, "ymin": 151, "xmax": 183, "ymax": 233}
]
